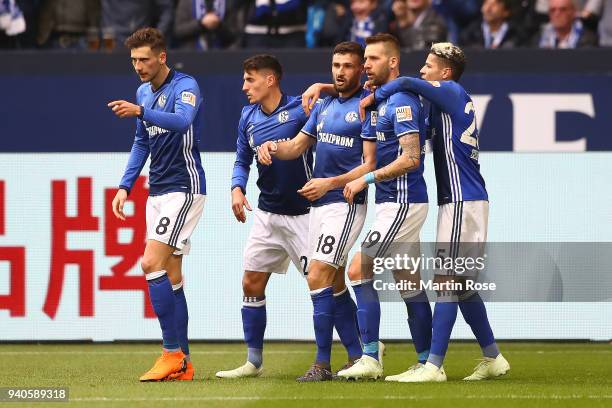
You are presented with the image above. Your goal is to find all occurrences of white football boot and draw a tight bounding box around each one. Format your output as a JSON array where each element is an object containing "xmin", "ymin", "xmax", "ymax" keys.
[
  {"xmin": 397, "ymin": 362, "xmax": 447, "ymax": 382},
  {"xmin": 384, "ymin": 363, "xmax": 423, "ymax": 382},
  {"xmin": 337, "ymin": 355, "xmax": 383, "ymax": 380},
  {"xmin": 215, "ymin": 361, "xmax": 263, "ymax": 379},
  {"xmin": 463, "ymin": 354, "xmax": 510, "ymax": 381}
]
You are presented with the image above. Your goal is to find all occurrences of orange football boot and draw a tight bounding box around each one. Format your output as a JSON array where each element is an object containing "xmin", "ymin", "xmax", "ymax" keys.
[
  {"xmin": 139, "ymin": 350, "xmax": 187, "ymax": 382},
  {"xmin": 165, "ymin": 361, "xmax": 194, "ymax": 381}
]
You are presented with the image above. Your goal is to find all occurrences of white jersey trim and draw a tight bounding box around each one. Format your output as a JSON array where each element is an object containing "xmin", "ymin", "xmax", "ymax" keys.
[
  {"xmin": 183, "ymin": 125, "xmax": 200, "ymax": 194},
  {"xmin": 395, "ymin": 145, "xmax": 409, "ymax": 203},
  {"xmin": 442, "ymin": 113, "xmax": 462, "ymax": 202}
]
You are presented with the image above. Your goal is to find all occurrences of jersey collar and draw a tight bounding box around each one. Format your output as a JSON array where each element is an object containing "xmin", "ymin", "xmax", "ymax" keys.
[
  {"xmin": 260, "ymin": 93, "xmax": 288, "ymax": 116},
  {"xmin": 337, "ymin": 87, "xmax": 363, "ymax": 104},
  {"xmin": 151, "ymin": 68, "xmax": 175, "ymax": 93}
]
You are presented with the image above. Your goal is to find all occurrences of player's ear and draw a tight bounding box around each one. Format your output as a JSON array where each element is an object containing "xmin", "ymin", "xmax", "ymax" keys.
[
  {"xmin": 442, "ymin": 67, "xmax": 452, "ymax": 80},
  {"xmin": 265, "ymin": 73, "xmax": 275, "ymax": 88},
  {"xmin": 389, "ymin": 56, "xmax": 399, "ymax": 70},
  {"xmin": 158, "ymin": 51, "xmax": 167, "ymax": 65}
]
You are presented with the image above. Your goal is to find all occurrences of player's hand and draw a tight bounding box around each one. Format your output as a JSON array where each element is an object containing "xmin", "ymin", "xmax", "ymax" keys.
[
  {"xmin": 359, "ymin": 93, "xmax": 376, "ymax": 122},
  {"xmin": 112, "ymin": 189, "xmax": 128, "ymax": 221},
  {"xmin": 301, "ymin": 83, "xmax": 324, "ymax": 116},
  {"xmin": 343, "ymin": 178, "xmax": 367, "ymax": 204},
  {"xmin": 363, "ymin": 80, "xmax": 377, "ymax": 92},
  {"xmin": 298, "ymin": 178, "xmax": 333, "ymax": 202},
  {"xmin": 231, "ymin": 186, "xmax": 252, "ymax": 223},
  {"xmin": 257, "ymin": 141, "xmax": 277, "ymax": 166},
  {"xmin": 108, "ymin": 100, "xmax": 142, "ymax": 118}
]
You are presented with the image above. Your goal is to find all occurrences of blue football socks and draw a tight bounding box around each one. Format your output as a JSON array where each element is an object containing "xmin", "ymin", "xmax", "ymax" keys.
[
  {"xmin": 352, "ymin": 280, "xmax": 380, "ymax": 360},
  {"xmin": 427, "ymin": 301, "xmax": 458, "ymax": 368},
  {"xmin": 242, "ymin": 295, "xmax": 266, "ymax": 368},
  {"xmin": 460, "ymin": 292, "xmax": 499, "ymax": 358},
  {"xmin": 146, "ymin": 271, "xmax": 179, "ymax": 352},
  {"xmin": 403, "ymin": 290, "xmax": 432, "ymax": 364},
  {"xmin": 311, "ymin": 287, "xmax": 335, "ymax": 366},
  {"xmin": 334, "ymin": 288, "xmax": 363, "ymax": 360},
  {"xmin": 173, "ymin": 282, "xmax": 190, "ymax": 360}
]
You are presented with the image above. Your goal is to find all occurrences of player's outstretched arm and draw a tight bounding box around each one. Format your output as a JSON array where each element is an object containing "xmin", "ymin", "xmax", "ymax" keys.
[
  {"xmin": 376, "ymin": 133, "xmax": 420, "ymax": 180},
  {"xmin": 108, "ymin": 100, "xmax": 142, "ymax": 118},
  {"xmin": 302, "ymin": 83, "xmax": 336, "ymax": 116},
  {"xmin": 375, "ymin": 77, "xmax": 460, "ymax": 114},
  {"xmin": 257, "ymin": 132, "xmax": 315, "ymax": 165},
  {"xmin": 344, "ymin": 134, "xmax": 420, "ymax": 204},
  {"xmin": 107, "ymin": 98, "xmax": 194, "ymax": 133},
  {"xmin": 333, "ymin": 140, "xmax": 377, "ymax": 188}
]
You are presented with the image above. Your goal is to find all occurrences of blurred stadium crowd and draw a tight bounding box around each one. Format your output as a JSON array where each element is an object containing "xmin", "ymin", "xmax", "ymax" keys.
[{"xmin": 0, "ymin": 0, "xmax": 610, "ymax": 50}]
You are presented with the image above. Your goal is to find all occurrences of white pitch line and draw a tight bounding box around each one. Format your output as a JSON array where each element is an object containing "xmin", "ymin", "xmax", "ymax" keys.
[
  {"xmin": 0, "ymin": 350, "xmax": 610, "ymax": 356},
  {"xmin": 69, "ymin": 395, "xmax": 612, "ymax": 402}
]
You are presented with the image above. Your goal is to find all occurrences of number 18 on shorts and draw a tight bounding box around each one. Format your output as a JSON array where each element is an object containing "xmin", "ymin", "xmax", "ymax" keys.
[{"xmin": 308, "ymin": 203, "xmax": 367, "ymax": 268}]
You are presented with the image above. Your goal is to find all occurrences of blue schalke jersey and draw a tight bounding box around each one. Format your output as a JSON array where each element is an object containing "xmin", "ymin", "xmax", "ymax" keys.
[
  {"xmin": 231, "ymin": 94, "xmax": 314, "ymax": 216},
  {"xmin": 301, "ymin": 89, "xmax": 371, "ymax": 207},
  {"xmin": 376, "ymin": 78, "xmax": 488, "ymax": 205},
  {"xmin": 119, "ymin": 69, "xmax": 206, "ymax": 196},
  {"xmin": 363, "ymin": 91, "xmax": 428, "ymax": 204}
]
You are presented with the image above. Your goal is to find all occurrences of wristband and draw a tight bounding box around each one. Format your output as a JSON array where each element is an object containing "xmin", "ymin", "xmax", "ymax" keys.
[{"xmin": 364, "ymin": 172, "xmax": 376, "ymax": 184}]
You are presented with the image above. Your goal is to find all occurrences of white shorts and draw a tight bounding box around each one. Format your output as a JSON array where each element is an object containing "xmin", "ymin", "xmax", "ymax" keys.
[
  {"xmin": 363, "ymin": 202, "xmax": 428, "ymax": 260},
  {"xmin": 243, "ymin": 209, "xmax": 309, "ymax": 276},
  {"xmin": 146, "ymin": 192, "xmax": 206, "ymax": 256},
  {"xmin": 308, "ymin": 203, "xmax": 367, "ymax": 268},
  {"xmin": 435, "ymin": 200, "xmax": 488, "ymax": 276}
]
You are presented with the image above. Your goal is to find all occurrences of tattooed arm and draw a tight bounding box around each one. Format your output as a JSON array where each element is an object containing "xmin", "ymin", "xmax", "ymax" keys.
[
  {"xmin": 374, "ymin": 132, "xmax": 420, "ymax": 182},
  {"xmin": 344, "ymin": 132, "xmax": 420, "ymax": 203}
]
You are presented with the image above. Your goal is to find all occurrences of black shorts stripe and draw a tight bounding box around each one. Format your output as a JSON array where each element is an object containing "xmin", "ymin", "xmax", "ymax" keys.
[
  {"xmin": 455, "ymin": 201, "xmax": 464, "ymax": 258},
  {"xmin": 375, "ymin": 203, "xmax": 410, "ymax": 259},
  {"xmin": 378, "ymin": 203, "xmax": 409, "ymax": 258},
  {"xmin": 449, "ymin": 201, "xmax": 464, "ymax": 266},
  {"xmin": 449, "ymin": 201, "xmax": 459, "ymax": 261},
  {"xmin": 333, "ymin": 204, "xmax": 357, "ymax": 265},
  {"xmin": 169, "ymin": 193, "xmax": 193, "ymax": 247}
]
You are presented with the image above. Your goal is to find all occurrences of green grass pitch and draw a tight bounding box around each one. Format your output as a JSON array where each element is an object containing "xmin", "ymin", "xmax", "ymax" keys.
[{"xmin": 1, "ymin": 342, "xmax": 610, "ymax": 407}]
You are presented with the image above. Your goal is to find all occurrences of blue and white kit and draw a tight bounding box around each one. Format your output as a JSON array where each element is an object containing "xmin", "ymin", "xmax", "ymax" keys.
[{"xmin": 119, "ymin": 69, "xmax": 206, "ymax": 255}]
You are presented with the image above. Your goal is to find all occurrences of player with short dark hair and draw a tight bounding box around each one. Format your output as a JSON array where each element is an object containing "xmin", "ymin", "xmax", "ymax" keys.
[
  {"xmin": 109, "ymin": 27, "xmax": 206, "ymax": 382},
  {"xmin": 335, "ymin": 33, "xmax": 433, "ymax": 380},
  {"xmin": 216, "ymin": 54, "xmax": 363, "ymax": 379},
  {"xmin": 257, "ymin": 41, "xmax": 376, "ymax": 382},
  {"xmin": 361, "ymin": 42, "xmax": 510, "ymax": 382}
]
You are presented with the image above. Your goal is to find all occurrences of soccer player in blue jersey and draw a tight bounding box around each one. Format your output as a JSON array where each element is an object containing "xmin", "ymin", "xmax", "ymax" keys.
[
  {"xmin": 334, "ymin": 33, "xmax": 433, "ymax": 381},
  {"xmin": 361, "ymin": 42, "xmax": 510, "ymax": 382},
  {"xmin": 257, "ymin": 42, "xmax": 377, "ymax": 381},
  {"xmin": 215, "ymin": 54, "xmax": 363, "ymax": 379},
  {"xmin": 108, "ymin": 28, "xmax": 206, "ymax": 382}
]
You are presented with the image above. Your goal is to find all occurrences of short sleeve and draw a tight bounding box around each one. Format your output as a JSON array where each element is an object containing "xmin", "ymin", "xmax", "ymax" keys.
[
  {"xmin": 301, "ymin": 99, "xmax": 321, "ymax": 139},
  {"xmin": 392, "ymin": 93, "xmax": 421, "ymax": 137}
]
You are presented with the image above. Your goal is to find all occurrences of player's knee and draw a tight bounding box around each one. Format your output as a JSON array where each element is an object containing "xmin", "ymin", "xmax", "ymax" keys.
[
  {"xmin": 347, "ymin": 261, "xmax": 362, "ymax": 283},
  {"xmin": 141, "ymin": 257, "xmax": 164, "ymax": 274},
  {"xmin": 242, "ymin": 272, "xmax": 266, "ymax": 296},
  {"xmin": 307, "ymin": 261, "xmax": 335, "ymax": 289}
]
